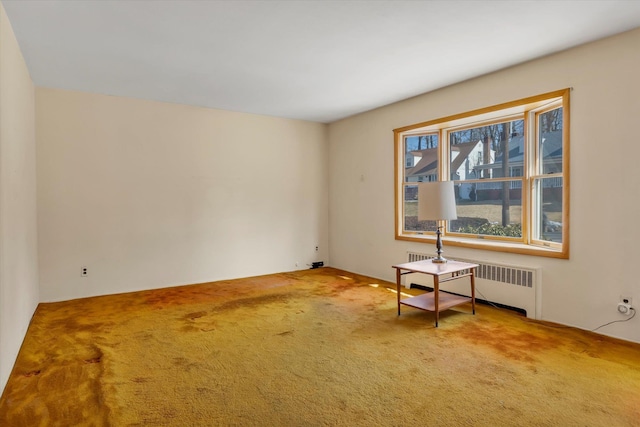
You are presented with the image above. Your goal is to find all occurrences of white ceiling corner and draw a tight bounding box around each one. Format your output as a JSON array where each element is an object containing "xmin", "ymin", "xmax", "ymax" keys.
[{"xmin": 3, "ymin": 0, "xmax": 640, "ymax": 123}]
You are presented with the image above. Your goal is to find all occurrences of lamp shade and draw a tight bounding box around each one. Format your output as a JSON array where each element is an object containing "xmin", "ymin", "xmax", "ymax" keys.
[{"xmin": 418, "ymin": 181, "xmax": 458, "ymax": 221}]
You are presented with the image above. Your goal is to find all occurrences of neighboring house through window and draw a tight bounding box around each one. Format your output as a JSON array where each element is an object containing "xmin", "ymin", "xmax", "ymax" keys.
[{"xmin": 394, "ymin": 89, "xmax": 569, "ymax": 258}]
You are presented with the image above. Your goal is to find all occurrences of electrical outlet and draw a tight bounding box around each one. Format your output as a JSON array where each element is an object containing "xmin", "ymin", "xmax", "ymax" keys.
[
  {"xmin": 617, "ymin": 295, "xmax": 633, "ymax": 316},
  {"xmin": 315, "ymin": 245, "xmax": 319, "ymax": 252},
  {"xmin": 81, "ymin": 266, "xmax": 88, "ymax": 277}
]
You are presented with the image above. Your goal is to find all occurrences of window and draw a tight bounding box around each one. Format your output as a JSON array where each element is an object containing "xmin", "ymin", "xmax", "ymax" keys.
[{"xmin": 394, "ymin": 89, "xmax": 569, "ymax": 258}]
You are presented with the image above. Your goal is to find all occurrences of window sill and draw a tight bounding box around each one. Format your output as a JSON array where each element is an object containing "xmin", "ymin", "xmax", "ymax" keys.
[{"xmin": 396, "ymin": 234, "xmax": 568, "ymax": 259}]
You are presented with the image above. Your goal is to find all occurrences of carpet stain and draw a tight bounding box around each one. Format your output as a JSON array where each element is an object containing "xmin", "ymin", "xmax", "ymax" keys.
[
  {"xmin": 216, "ymin": 291, "xmax": 295, "ymax": 311},
  {"xmin": 1, "ymin": 267, "xmax": 640, "ymax": 427},
  {"xmin": 184, "ymin": 311, "xmax": 207, "ymax": 320},
  {"xmin": 450, "ymin": 320, "xmax": 562, "ymax": 362}
]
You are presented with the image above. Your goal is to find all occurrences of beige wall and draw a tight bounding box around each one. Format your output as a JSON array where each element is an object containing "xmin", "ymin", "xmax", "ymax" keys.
[
  {"xmin": 329, "ymin": 27, "xmax": 640, "ymax": 343},
  {"xmin": 36, "ymin": 88, "xmax": 328, "ymax": 302},
  {"xmin": 2, "ymin": 7, "xmax": 639, "ymax": 403},
  {"xmin": 0, "ymin": 3, "xmax": 39, "ymax": 391}
]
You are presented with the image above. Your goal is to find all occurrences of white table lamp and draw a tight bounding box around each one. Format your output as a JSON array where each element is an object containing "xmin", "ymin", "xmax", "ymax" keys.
[{"xmin": 418, "ymin": 181, "xmax": 458, "ymax": 263}]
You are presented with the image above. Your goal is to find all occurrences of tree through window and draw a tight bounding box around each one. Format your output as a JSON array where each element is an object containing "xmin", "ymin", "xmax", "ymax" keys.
[{"xmin": 394, "ymin": 89, "xmax": 569, "ymax": 258}]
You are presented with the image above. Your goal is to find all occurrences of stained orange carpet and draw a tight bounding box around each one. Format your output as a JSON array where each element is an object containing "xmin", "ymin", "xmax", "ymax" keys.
[{"xmin": 1, "ymin": 267, "xmax": 639, "ymax": 426}]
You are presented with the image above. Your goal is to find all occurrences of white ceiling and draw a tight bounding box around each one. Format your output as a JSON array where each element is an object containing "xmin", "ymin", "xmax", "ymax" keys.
[{"xmin": 4, "ymin": 1, "xmax": 640, "ymax": 123}]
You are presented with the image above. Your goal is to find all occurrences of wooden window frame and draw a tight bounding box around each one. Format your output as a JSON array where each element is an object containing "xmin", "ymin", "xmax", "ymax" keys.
[{"xmin": 394, "ymin": 89, "xmax": 570, "ymax": 259}]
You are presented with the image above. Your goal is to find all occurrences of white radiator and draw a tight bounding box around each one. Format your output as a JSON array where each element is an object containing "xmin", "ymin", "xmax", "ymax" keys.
[{"xmin": 405, "ymin": 251, "xmax": 541, "ymax": 319}]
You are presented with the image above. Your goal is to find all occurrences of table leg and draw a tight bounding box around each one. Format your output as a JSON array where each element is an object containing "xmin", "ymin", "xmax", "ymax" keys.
[
  {"xmin": 396, "ymin": 268, "xmax": 401, "ymax": 316},
  {"xmin": 434, "ymin": 276, "xmax": 439, "ymax": 327},
  {"xmin": 471, "ymin": 268, "xmax": 476, "ymax": 315}
]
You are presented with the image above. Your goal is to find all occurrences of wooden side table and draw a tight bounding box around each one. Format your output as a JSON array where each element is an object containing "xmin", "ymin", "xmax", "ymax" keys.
[{"xmin": 392, "ymin": 259, "xmax": 478, "ymax": 327}]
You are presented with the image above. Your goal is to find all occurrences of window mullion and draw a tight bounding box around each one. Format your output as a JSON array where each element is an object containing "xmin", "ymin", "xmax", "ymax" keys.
[{"xmin": 394, "ymin": 89, "xmax": 569, "ymax": 258}]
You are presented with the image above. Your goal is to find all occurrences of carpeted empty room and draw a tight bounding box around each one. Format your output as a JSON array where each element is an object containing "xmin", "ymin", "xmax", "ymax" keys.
[
  {"xmin": 3, "ymin": 1, "xmax": 640, "ymax": 426},
  {"xmin": 1, "ymin": 268, "xmax": 640, "ymax": 426}
]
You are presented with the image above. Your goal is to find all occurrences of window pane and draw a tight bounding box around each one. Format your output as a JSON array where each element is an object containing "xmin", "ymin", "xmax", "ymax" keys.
[
  {"xmin": 534, "ymin": 177, "xmax": 563, "ymax": 243},
  {"xmin": 450, "ymin": 180, "xmax": 522, "ymax": 238},
  {"xmin": 404, "ymin": 135, "xmax": 438, "ymax": 183},
  {"xmin": 449, "ymin": 120, "xmax": 524, "ymax": 181},
  {"xmin": 538, "ymin": 108, "xmax": 563, "ymax": 174},
  {"xmin": 396, "ymin": 91, "xmax": 568, "ymax": 256},
  {"xmin": 403, "ymin": 185, "xmax": 437, "ymax": 232}
]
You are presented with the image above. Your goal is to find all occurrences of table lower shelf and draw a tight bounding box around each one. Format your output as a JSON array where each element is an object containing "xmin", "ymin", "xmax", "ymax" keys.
[{"xmin": 400, "ymin": 292, "xmax": 471, "ymax": 312}]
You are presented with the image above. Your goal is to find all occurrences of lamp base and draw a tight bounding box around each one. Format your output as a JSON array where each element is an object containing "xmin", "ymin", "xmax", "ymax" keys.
[{"xmin": 432, "ymin": 226, "xmax": 448, "ymax": 263}]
